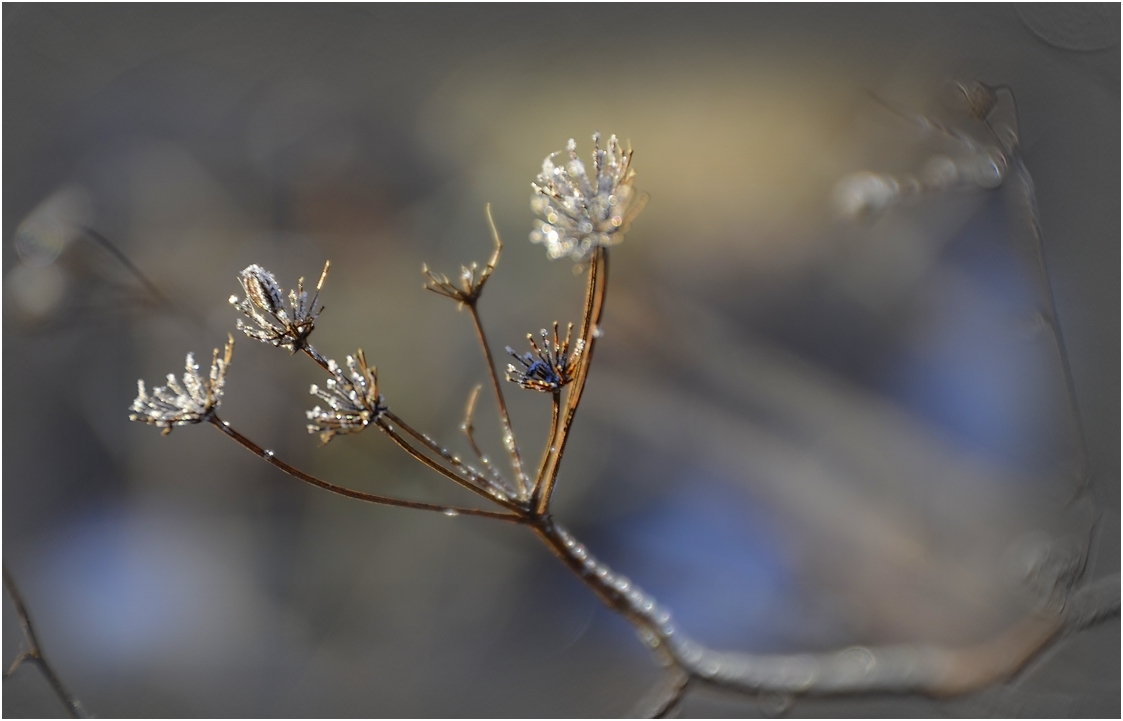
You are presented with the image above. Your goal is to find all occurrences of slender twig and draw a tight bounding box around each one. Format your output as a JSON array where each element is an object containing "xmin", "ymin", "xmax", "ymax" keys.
[
  {"xmin": 80, "ymin": 226, "xmax": 173, "ymax": 310},
  {"xmin": 302, "ymin": 344, "xmax": 333, "ymax": 373},
  {"xmin": 3, "ymin": 565, "xmax": 85, "ymax": 718},
  {"xmin": 382, "ymin": 409, "xmax": 510, "ymax": 501},
  {"xmin": 209, "ymin": 415, "xmax": 525, "ymax": 522},
  {"xmin": 79, "ymin": 225, "xmax": 211, "ymax": 331},
  {"xmin": 1010, "ymin": 159, "xmax": 1093, "ymax": 498},
  {"xmin": 531, "ymin": 390, "xmax": 561, "ymax": 496},
  {"xmin": 375, "ymin": 416, "xmax": 524, "ymax": 512},
  {"xmin": 632, "ymin": 668, "xmax": 691, "ymax": 719},
  {"xmin": 460, "ymin": 384, "xmax": 509, "ymax": 490},
  {"xmin": 467, "ymin": 301, "xmax": 529, "ymax": 498},
  {"xmin": 535, "ymin": 247, "xmax": 609, "ymax": 515}
]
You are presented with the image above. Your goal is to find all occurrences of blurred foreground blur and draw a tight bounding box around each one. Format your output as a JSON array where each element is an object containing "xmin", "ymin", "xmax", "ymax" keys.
[{"xmin": 4, "ymin": 5, "xmax": 1118, "ymax": 717}]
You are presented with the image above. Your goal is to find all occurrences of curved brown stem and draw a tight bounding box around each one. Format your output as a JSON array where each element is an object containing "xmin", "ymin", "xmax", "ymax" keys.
[
  {"xmin": 535, "ymin": 247, "xmax": 609, "ymax": 515},
  {"xmin": 209, "ymin": 415, "xmax": 525, "ymax": 522}
]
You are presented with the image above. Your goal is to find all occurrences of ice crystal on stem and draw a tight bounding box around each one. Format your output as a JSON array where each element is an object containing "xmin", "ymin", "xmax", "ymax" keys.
[
  {"xmin": 230, "ymin": 261, "xmax": 329, "ymax": 352},
  {"xmin": 307, "ymin": 349, "xmax": 387, "ymax": 444},
  {"xmin": 505, "ymin": 322, "xmax": 584, "ymax": 392},
  {"xmin": 530, "ymin": 132, "xmax": 643, "ymax": 262},
  {"xmin": 130, "ymin": 335, "xmax": 234, "ymax": 434}
]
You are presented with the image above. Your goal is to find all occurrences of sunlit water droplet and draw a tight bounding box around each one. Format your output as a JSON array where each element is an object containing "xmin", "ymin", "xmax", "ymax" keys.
[{"xmin": 443, "ymin": 509, "xmax": 460, "ymax": 517}]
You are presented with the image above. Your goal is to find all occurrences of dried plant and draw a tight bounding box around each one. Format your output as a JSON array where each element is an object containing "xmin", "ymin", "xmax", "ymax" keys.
[{"xmin": 122, "ymin": 121, "xmax": 1117, "ymax": 717}]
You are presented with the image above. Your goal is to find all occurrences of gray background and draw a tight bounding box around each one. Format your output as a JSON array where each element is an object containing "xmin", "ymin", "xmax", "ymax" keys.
[{"xmin": 4, "ymin": 4, "xmax": 1119, "ymax": 717}]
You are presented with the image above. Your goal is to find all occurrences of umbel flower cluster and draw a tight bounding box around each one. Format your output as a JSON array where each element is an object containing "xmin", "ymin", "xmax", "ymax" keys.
[
  {"xmin": 306, "ymin": 350, "xmax": 387, "ymax": 445},
  {"xmin": 129, "ymin": 335, "xmax": 234, "ymax": 434},
  {"xmin": 530, "ymin": 132, "xmax": 642, "ymax": 262},
  {"xmin": 230, "ymin": 262, "xmax": 329, "ymax": 352},
  {"xmin": 506, "ymin": 322, "xmax": 584, "ymax": 392},
  {"xmin": 130, "ymin": 132, "xmax": 638, "ymax": 437}
]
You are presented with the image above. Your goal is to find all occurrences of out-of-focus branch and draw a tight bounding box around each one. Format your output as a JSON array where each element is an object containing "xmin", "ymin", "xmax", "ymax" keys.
[
  {"xmin": 631, "ymin": 668, "xmax": 691, "ymax": 719},
  {"xmin": 3, "ymin": 564, "xmax": 86, "ymax": 718},
  {"xmin": 539, "ymin": 515, "xmax": 1118, "ymax": 703}
]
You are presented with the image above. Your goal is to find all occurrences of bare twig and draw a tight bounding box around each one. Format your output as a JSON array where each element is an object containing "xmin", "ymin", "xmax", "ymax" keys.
[
  {"xmin": 375, "ymin": 415, "xmax": 523, "ymax": 511},
  {"xmin": 80, "ymin": 226, "xmax": 174, "ymax": 311},
  {"xmin": 1009, "ymin": 160, "xmax": 1093, "ymax": 499},
  {"xmin": 632, "ymin": 667, "xmax": 691, "ymax": 719},
  {"xmin": 209, "ymin": 415, "xmax": 525, "ymax": 522},
  {"xmin": 535, "ymin": 246, "xmax": 609, "ymax": 515},
  {"xmin": 467, "ymin": 301, "xmax": 530, "ymax": 499},
  {"xmin": 381, "ymin": 409, "xmax": 514, "ymax": 503},
  {"xmin": 3, "ymin": 565, "xmax": 85, "ymax": 718},
  {"xmin": 531, "ymin": 390, "xmax": 561, "ymax": 495},
  {"xmin": 460, "ymin": 384, "xmax": 509, "ymax": 491}
]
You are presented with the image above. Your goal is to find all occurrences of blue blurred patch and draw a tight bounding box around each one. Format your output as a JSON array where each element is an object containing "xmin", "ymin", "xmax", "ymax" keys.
[
  {"xmin": 884, "ymin": 195, "xmax": 1060, "ymax": 470},
  {"xmin": 587, "ymin": 474, "xmax": 807, "ymax": 652}
]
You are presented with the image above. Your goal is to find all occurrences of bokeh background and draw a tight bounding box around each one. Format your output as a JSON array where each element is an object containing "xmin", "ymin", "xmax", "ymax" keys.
[{"xmin": 3, "ymin": 5, "xmax": 1118, "ymax": 717}]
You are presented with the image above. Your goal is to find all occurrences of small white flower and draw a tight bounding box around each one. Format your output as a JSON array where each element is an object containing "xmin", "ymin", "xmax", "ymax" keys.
[
  {"xmin": 530, "ymin": 133, "xmax": 644, "ymax": 262},
  {"xmin": 230, "ymin": 261, "xmax": 329, "ymax": 352},
  {"xmin": 306, "ymin": 349, "xmax": 387, "ymax": 444},
  {"xmin": 130, "ymin": 335, "xmax": 234, "ymax": 434}
]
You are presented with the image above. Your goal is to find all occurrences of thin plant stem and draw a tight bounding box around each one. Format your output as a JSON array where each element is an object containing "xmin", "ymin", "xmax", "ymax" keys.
[
  {"xmin": 1012, "ymin": 160, "xmax": 1093, "ymax": 497},
  {"xmin": 3, "ymin": 564, "xmax": 85, "ymax": 718},
  {"xmin": 531, "ymin": 390, "xmax": 561, "ymax": 496},
  {"xmin": 80, "ymin": 226, "xmax": 173, "ymax": 311},
  {"xmin": 209, "ymin": 415, "xmax": 525, "ymax": 522},
  {"xmin": 382, "ymin": 409, "xmax": 505, "ymax": 499},
  {"xmin": 375, "ymin": 417, "xmax": 524, "ymax": 512},
  {"xmin": 80, "ymin": 225, "xmax": 208, "ymax": 331},
  {"xmin": 460, "ymin": 384, "xmax": 509, "ymax": 490},
  {"xmin": 467, "ymin": 301, "xmax": 529, "ymax": 498},
  {"xmin": 535, "ymin": 247, "xmax": 609, "ymax": 515},
  {"xmin": 633, "ymin": 668, "xmax": 691, "ymax": 719},
  {"xmin": 302, "ymin": 344, "xmax": 332, "ymax": 373}
]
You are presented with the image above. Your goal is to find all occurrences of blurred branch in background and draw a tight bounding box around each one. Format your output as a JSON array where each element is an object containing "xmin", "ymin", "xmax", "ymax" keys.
[{"xmin": 3, "ymin": 565, "xmax": 85, "ymax": 718}]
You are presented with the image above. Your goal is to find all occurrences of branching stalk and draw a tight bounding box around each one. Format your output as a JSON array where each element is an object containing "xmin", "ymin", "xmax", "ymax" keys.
[
  {"xmin": 209, "ymin": 415, "xmax": 525, "ymax": 522},
  {"xmin": 375, "ymin": 416, "xmax": 524, "ymax": 512},
  {"xmin": 535, "ymin": 247, "xmax": 609, "ymax": 515},
  {"xmin": 461, "ymin": 384, "xmax": 510, "ymax": 491}
]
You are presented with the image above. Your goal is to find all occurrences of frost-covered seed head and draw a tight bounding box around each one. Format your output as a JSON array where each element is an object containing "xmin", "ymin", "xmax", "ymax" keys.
[
  {"xmin": 530, "ymin": 133, "xmax": 643, "ymax": 262},
  {"xmin": 306, "ymin": 349, "xmax": 387, "ymax": 444},
  {"xmin": 230, "ymin": 261, "xmax": 329, "ymax": 352},
  {"xmin": 505, "ymin": 321, "xmax": 584, "ymax": 392},
  {"xmin": 129, "ymin": 335, "xmax": 234, "ymax": 434}
]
